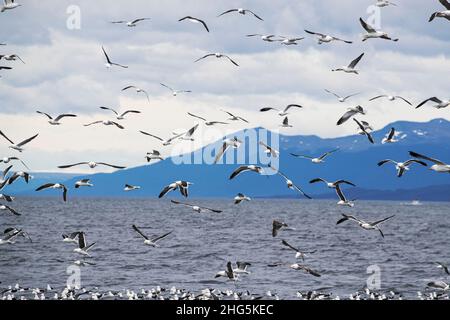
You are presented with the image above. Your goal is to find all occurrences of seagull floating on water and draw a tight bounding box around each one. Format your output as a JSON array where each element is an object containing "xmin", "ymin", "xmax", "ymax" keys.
[
  {"xmin": 218, "ymin": 8, "xmax": 263, "ymax": 21},
  {"xmin": 290, "ymin": 148, "xmax": 339, "ymax": 164},
  {"xmin": 0, "ymin": 130, "xmax": 39, "ymax": 153},
  {"xmin": 304, "ymin": 30, "xmax": 352, "ymax": 44},
  {"xmin": 58, "ymin": 162, "xmax": 126, "ymax": 170},
  {"xmin": 360, "ymin": 18, "xmax": 399, "ymax": 42},
  {"xmin": 378, "ymin": 159, "xmax": 427, "ymax": 177},
  {"xmin": 195, "ymin": 53, "xmax": 239, "ymax": 66},
  {"xmin": 110, "ymin": 18, "xmax": 150, "ymax": 27},
  {"xmin": 178, "ymin": 16, "xmax": 209, "ymax": 32},
  {"xmin": 99, "ymin": 107, "xmax": 141, "ymax": 120},
  {"xmin": 132, "ymin": 225, "xmax": 173, "ymax": 247},
  {"xmin": 337, "ymin": 214, "xmax": 395, "ymax": 238},
  {"xmin": 409, "ymin": 151, "xmax": 450, "ymax": 173},
  {"xmin": 159, "ymin": 181, "xmax": 193, "ymax": 198},
  {"xmin": 102, "ymin": 46, "xmax": 128, "ymax": 69},
  {"xmin": 170, "ymin": 200, "xmax": 222, "ymax": 213},
  {"xmin": 325, "ymin": 89, "xmax": 361, "ymax": 103},
  {"xmin": 35, "ymin": 183, "xmax": 68, "ymax": 202},
  {"xmin": 332, "ymin": 53, "xmax": 364, "ymax": 74},
  {"xmin": 429, "ymin": 0, "xmax": 450, "ymax": 22},
  {"xmin": 36, "ymin": 111, "xmax": 77, "ymax": 125}
]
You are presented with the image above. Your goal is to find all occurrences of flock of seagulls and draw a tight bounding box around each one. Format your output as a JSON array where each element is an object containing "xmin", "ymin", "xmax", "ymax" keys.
[{"xmin": 1, "ymin": 0, "xmax": 450, "ymax": 300}]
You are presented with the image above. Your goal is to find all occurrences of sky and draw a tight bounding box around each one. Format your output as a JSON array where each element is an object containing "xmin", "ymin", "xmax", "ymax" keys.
[{"xmin": 0, "ymin": 0, "xmax": 449, "ymax": 173}]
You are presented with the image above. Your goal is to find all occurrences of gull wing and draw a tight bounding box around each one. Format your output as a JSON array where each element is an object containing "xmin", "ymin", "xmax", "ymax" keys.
[
  {"xmin": 54, "ymin": 114, "xmax": 77, "ymax": 122},
  {"xmin": 139, "ymin": 131, "xmax": 164, "ymax": 142},
  {"xmin": 439, "ymin": 0, "xmax": 450, "ymax": 10},
  {"xmin": 16, "ymin": 134, "xmax": 39, "ymax": 147},
  {"xmin": 97, "ymin": 163, "xmax": 126, "ymax": 169},
  {"xmin": 416, "ymin": 97, "xmax": 442, "ymax": 109},
  {"xmin": 151, "ymin": 231, "xmax": 173, "ymax": 243},
  {"xmin": 36, "ymin": 111, "xmax": 53, "ymax": 120},
  {"xmin": 359, "ymin": 18, "xmax": 376, "ymax": 33},
  {"xmin": 409, "ymin": 151, "xmax": 445, "ymax": 165},
  {"xmin": 100, "ymin": 106, "xmax": 118, "ymax": 115},
  {"xmin": 371, "ymin": 215, "xmax": 395, "ymax": 227},
  {"xmin": 132, "ymin": 225, "xmax": 149, "ymax": 241},
  {"xmin": 0, "ymin": 130, "xmax": 14, "ymax": 144},
  {"xmin": 229, "ymin": 166, "xmax": 251, "ymax": 180},
  {"xmin": 217, "ymin": 9, "xmax": 238, "ymax": 17},
  {"xmin": 348, "ymin": 53, "xmax": 365, "ymax": 69},
  {"xmin": 187, "ymin": 112, "xmax": 207, "ymax": 122}
]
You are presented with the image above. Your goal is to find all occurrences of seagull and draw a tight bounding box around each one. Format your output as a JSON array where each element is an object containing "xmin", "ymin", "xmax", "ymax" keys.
[
  {"xmin": 0, "ymin": 204, "xmax": 20, "ymax": 216},
  {"xmin": 270, "ymin": 166, "xmax": 312, "ymax": 199},
  {"xmin": 177, "ymin": 124, "xmax": 199, "ymax": 142},
  {"xmin": 187, "ymin": 113, "xmax": 228, "ymax": 126},
  {"xmin": 0, "ymin": 165, "xmax": 13, "ymax": 188},
  {"xmin": 382, "ymin": 128, "xmax": 399, "ymax": 144},
  {"xmin": 309, "ymin": 178, "xmax": 356, "ymax": 189},
  {"xmin": 435, "ymin": 262, "xmax": 450, "ymax": 275},
  {"xmin": 289, "ymin": 264, "xmax": 322, "ymax": 277},
  {"xmin": 124, "ymin": 184, "xmax": 140, "ymax": 192},
  {"xmin": 35, "ymin": 183, "xmax": 68, "ymax": 202},
  {"xmin": 178, "ymin": 16, "xmax": 209, "ymax": 32},
  {"xmin": 214, "ymin": 137, "xmax": 243, "ymax": 164},
  {"xmin": 229, "ymin": 165, "xmax": 264, "ymax": 180},
  {"xmin": 140, "ymin": 131, "xmax": 184, "ymax": 146},
  {"xmin": 304, "ymin": 30, "xmax": 352, "ymax": 44},
  {"xmin": 195, "ymin": 53, "xmax": 239, "ymax": 66},
  {"xmin": 409, "ymin": 151, "xmax": 450, "ymax": 173},
  {"xmin": 84, "ymin": 120, "xmax": 124, "ymax": 130},
  {"xmin": 7, "ymin": 171, "xmax": 31, "ymax": 185},
  {"xmin": 102, "ymin": 46, "xmax": 128, "ymax": 69},
  {"xmin": 429, "ymin": 0, "xmax": 450, "ymax": 22},
  {"xmin": 246, "ymin": 34, "xmax": 278, "ymax": 42},
  {"xmin": 36, "ymin": 111, "xmax": 77, "ymax": 125},
  {"xmin": 132, "ymin": 225, "xmax": 173, "ymax": 247},
  {"xmin": 1, "ymin": 157, "xmax": 29, "ymax": 169},
  {"xmin": 160, "ymin": 83, "xmax": 191, "ymax": 97},
  {"xmin": 218, "ymin": 8, "xmax": 263, "ymax": 21},
  {"xmin": 215, "ymin": 262, "xmax": 238, "ymax": 281},
  {"xmin": 62, "ymin": 232, "xmax": 80, "ymax": 244},
  {"xmin": 259, "ymin": 142, "xmax": 279, "ymax": 158},
  {"xmin": 281, "ymin": 240, "xmax": 317, "ymax": 261},
  {"xmin": 110, "ymin": 18, "xmax": 151, "ymax": 27},
  {"xmin": 0, "ymin": 54, "xmax": 25, "ymax": 63},
  {"xmin": 159, "ymin": 181, "xmax": 193, "ymax": 198},
  {"xmin": 427, "ymin": 281, "xmax": 449, "ymax": 291},
  {"xmin": 74, "ymin": 232, "xmax": 96, "ymax": 256},
  {"xmin": 170, "ymin": 200, "xmax": 222, "ymax": 213},
  {"xmin": 337, "ymin": 214, "xmax": 395, "ymax": 238},
  {"xmin": 75, "ymin": 179, "xmax": 93, "ymax": 189},
  {"xmin": 290, "ymin": 148, "xmax": 340, "ymax": 164},
  {"xmin": 0, "ymin": 229, "xmax": 25, "ymax": 246},
  {"xmin": 74, "ymin": 260, "xmax": 96, "ymax": 267},
  {"xmin": 332, "ymin": 53, "xmax": 365, "ymax": 74},
  {"xmin": 121, "ymin": 86, "xmax": 150, "ymax": 101},
  {"xmin": 1, "ymin": 0, "xmax": 21, "ymax": 13},
  {"xmin": 234, "ymin": 193, "xmax": 251, "ymax": 205},
  {"xmin": 378, "ymin": 159, "xmax": 427, "ymax": 177},
  {"xmin": 260, "ymin": 104, "xmax": 303, "ymax": 117},
  {"xmin": 272, "ymin": 220, "xmax": 289, "ymax": 237},
  {"xmin": 354, "ymin": 119, "xmax": 374, "ymax": 144},
  {"xmin": 325, "ymin": 89, "xmax": 361, "ymax": 103},
  {"xmin": 221, "ymin": 110, "xmax": 249, "ymax": 123},
  {"xmin": 416, "ymin": 97, "xmax": 450, "ymax": 109},
  {"xmin": 0, "ymin": 130, "xmax": 39, "ymax": 152},
  {"xmin": 0, "ymin": 193, "xmax": 14, "ymax": 202},
  {"xmin": 145, "ymin": 150, "xmax": 164, "ymax": 163},
  {"xmin": 335, "ymin": 185, "xmax": 356, "ymax": 208},
  {"xmin": 337, "ymin": 106, "xmax": 366, "ymax": 125},
  {"xmin": 234, "ymin": 262, "xmax": 252, "ymax": 275},
  {"xmin": 280, "ymin": 117, "xmax": 293, "ymax": 128},
  {"xmin": 276, "ymin": 36, "xmax": 304, "ymax": 45},
  {"xmin": 360, "ymin": 18, "xmax": 399, "ymax": 42},
  {"xmin": 99, "ymin": 107, "xmax": 141, "ymax": 120},
  {"xmin": 58, "ymin": 162, "xmax": 126, "ymax": 170},
  {"xmin": 369, "ymin": 95, "xmax": 412, "ymax": 105},
  {"xmin": 375, "ymin": 0, "xmax": 397, "ymax": 7}
]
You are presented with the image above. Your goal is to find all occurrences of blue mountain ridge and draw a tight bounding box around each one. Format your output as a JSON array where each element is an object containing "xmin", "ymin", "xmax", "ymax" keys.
[{"xmin": 7, "ymin": 118, "xmax": 450, "ymax": 201}]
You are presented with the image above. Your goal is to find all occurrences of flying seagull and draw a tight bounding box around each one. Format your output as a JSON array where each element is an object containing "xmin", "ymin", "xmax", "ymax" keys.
[
  {"xmin": 370, "ymin": 95, "xmax": 412, "ymax": 105},
  {"xmin": 260, "ymin": 104, "xmax": 303, "ymax": 117},
  {"xmin": 221, "ymin": 110, "xmax": 249, "ymax": 123},
  {"xmin": 0, "ymin": 54, "xmax": 25, "ymax": 63},
  {"xmin": 246, "ymin": 34, "xmax": 278, "ymax": 42},
  {"xmin": 332, "ymin": 53, "xmax": 365, "ymax": 74},
  {"xmin": 416, "ymin": 97, "xmax": 450, "ymax": 109},
  {"xmin": 267, "ymin": 262, "xmax": 321, "ymax": 277},
  {"xmin": 75, "ymin": 179, "xmax": 93, "ymax": 189},
  {"xmin": 310, "ymin": 178, "xmax": 356, "ymax": 189},
  {"xmin": 215, "ymin": 262, "xmax": 239, "ymax": 281},
  {"xmin": 124, "ymin": 184, "xmax": 141, "ymax": 192},
  {"xmin": 234, "ymin": 193, "xmax": 251, "ymax": 205},
  {"xmin": 36, "ymin": 183, "xmax": 68, "ymax": 202},
  {"xmin": 178, "ymin": 16, "xmax": 209, "ymax": 32},
  {"xmin": 62, "ymin": 232, "xmax": 81, "ymax": 244},
  {"xmin": 0, "ymin": 156, "xmax": 29, "ymax": 170},
  {"xmin": 435, "ymin": 262, "xmax": 450, "ymax": 275},
  {"xmin": 0, "ymin": 229, "xmax": 25, "ymax": 246},
  {"xmin": 0, "ymin": 193, "xmax": 15, "ymax": 202},
  {"xmin": 170, "ymin": 200, "xmax": 222, "ymax": 213},
  {"xmin": 325, "ymin": 89, "xmax": 361, "ymax": 103},
  {"xmin": 214, "ymin": 137, "xmax": 243, "ymax": 164},
  {"xmin": 382, "ymin": 128, "xmax": 398, "ymax": 144},
  {"xmin": 7, "ymin": 171, "xmax": 31, "ymax": 185},
  {"xmin": 0, "ymin": 204, "xmax": 20, "ymax": 216},
  {"xmin": 280, "ymin": 117, "xmax": 293, "ymax": 128},
  {"xmin": 74, "ymin": 232, "xmax": 96, "ymax": 256},
  {"xmin": 277, "ymin": 36, "xmax": 305, "ymax": 45},
  {"xmin": 429, "ymin": 0, "xmax": 450, "ymax": 22},
  {"xmin": 132, "ymin": 225, "xmax": 173, "ymax": 247},
  {"xmin": 354, "ymin": 119, "xmax": 374, "ymax": 144},
  {"xmin": 0, "ymin": 165, "xmax": 13, "ymax": 189},
  {"xmin": 272, "ymin": 220, "xmax": 289, "ymax": 237},
  {"xmin": 259, "ymin": 142, "xmax": 279, "ymax": 158},
  {"xmin": 229, "ymin": 165, "xmax": 264, "ymax": 180},
  {"xmin": 58, "ymin": 162, "xmax": 126, "ymax": 170},
  {"xmin": 121, "ymin": 86, "xmax": 150, "ymax": 102},
  {"xmin": 159, "ymin": 181, "xmax": 193, "ymax": 198},
  {"xmin": 337, "ymin": 214, "xmax": 395, "ymax": 238},
  {"xmin": 378, "ymin": 159, "xmax": 427, "ymax": 177},
  {"xmin": 409, "ymin": 151, "xmax": 450, "ymax": 173},
  {"xmin": 304, "ymin": 30, "xmax": 352, "ymax": 44},
  {"xmin": 1, "ymin": 0, "xmax": 21, "ymax": 13},
  {"xmin": 36, "ymin": 111, "xmax": 77, "ymax": 125},
  {"xmin": 84, "ymin": 120, "xmax": 124, "ymax": 130},
  {"xmin": 337, "ymin": 106, "xmax": 366, "ymax": 125},
  {"xmin": 102, "ymin": 46, "xmax": 128, "ymax": 69},
  {"xmin": 195, "ymin": 53, "xmax": 239, "ymax": 66},
  {"xmin": 376, "ymin": 0, "xmax": 397, "ymax": 7},
  {"xmin": 160, "ymin": 83, "xmax": 191, "ymax": 97},
  {"xmin": 290, "ymin": 148, "xmax": 340, "ymax": 164},
  {"xmin": 218, "ymin": 8, "xmax": 263, "ymax": 21},
  {"xmin": 0, "ymin": 130, "xmax": 39, "ymax": 152},
  {"xmin": 140, "ymin": 131, "xmax": 184, "ymax": 147},
  {"xmin": 360, "ymin": 18, "xmax": 399, "ymax": 42},
  {"xmin": 187, "ymin": 113, "xmax": 228, "ymax": 126},
  {"xmin": 110, "ymin": 18, "xmax": 151, "ymax": 27},
  {"xmin": 281, "ymin": 240, "xmax": 317, "ymax": 261},
  {"xmin": 270, "ymin": 166, "xmax": 312, "ymax": 199},
  {"xmin": 335, "ymin": 185, "xmax": 356, "ymax": 208},
  {"xmin": 99, "ymin": 107, "xmax": 141, "ymax": 120},
  {"xmin": 145, "ymin": 150, "xmax": 164, "ymax": 163}
]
